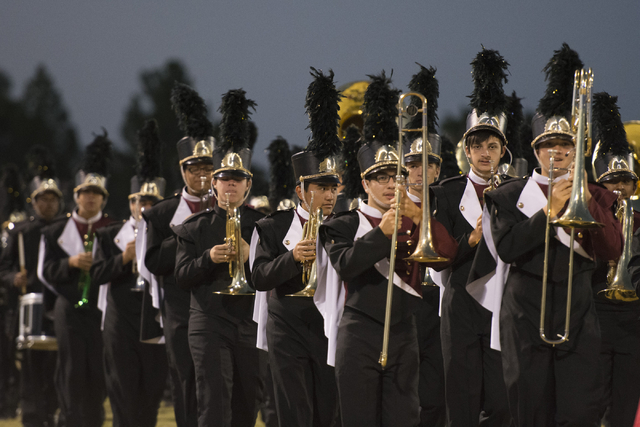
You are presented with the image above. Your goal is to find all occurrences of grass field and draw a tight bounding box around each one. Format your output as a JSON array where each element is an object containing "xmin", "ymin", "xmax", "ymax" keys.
[{"xmin": 2, "ymin": 401, "xmax": 266, "ymax": 427}]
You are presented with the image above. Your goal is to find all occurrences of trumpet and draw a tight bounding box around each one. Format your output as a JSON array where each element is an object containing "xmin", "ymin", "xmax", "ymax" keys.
[
  {"xmin": 539, "ymin": 68, "xmax": 603, "ymax": 346},
  {"xmin": 288, "ymin": 191, "xmax": 322, "ymax": 297},
  {"xmin": 75, "ymin": 223, "xmax": 93, "ymax": 309},
  {"xmin": 214, "ymin": 193, "xmax": 254, "ymax": 295},
  {"xmin": 600, "ymin": 192, "xmax": 638, "ymax": 301},
  {"xmin": 199, "ymin": 175, "xmax": 213, "ymax": 212},
  {"xmin": 131, "ymin": 197, "xmax": 145, "ymax": 292},
  {"xmin": 379, "ymin": 92, "xmax": 449, "ymax": 369}
]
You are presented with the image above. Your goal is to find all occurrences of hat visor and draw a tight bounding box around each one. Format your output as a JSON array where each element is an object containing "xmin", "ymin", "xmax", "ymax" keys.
[
  {"xmin": 531, "ymin": 131, "xmax": 574, "ymax": 148},
  {"xmin": 598, "ymin": 170, "xmax": 639, "ymax": 184},
  {"xmin": 213, "ymin": 169, "xmax": 252, "ymax": 179},
  {"xmin": 181, "ymin": 157, "xmax": 214, "ymax": 166}
]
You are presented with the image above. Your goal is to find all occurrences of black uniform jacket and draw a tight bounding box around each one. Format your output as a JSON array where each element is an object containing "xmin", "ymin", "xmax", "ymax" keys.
[
  {"xmin": 174, "ymin": 203, "xmax": 264, "ymax": 322},
  {"xmin": 475, "ymin": 178, "xmax": 622, "ymax": 339},
  {"xmin": 0, "ymin": 215, "xmax": 66, "ymax": 301},
  {"xmin": 91, "ymin": 220, "xmax": 143, "ymax": 331},
  {"xmin": 319, "ymin": 208, "xmax": 421, "ymax": 326},
  {"xmin": 251, "ymin": 208, "xmax": 320, "ymax": 322},
  {"xmin": 42, "ymin": 213, "xmax": 113, "ymax": 309},
  {"xmin": 142, "ymin": 193, "xmax": 182, "ymax": 287}
]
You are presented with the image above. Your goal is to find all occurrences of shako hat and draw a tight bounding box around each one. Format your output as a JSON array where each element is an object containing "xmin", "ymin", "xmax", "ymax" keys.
[
  {"xmin": 404, "ymin": 63, "xmax": 441, "ymax": 165},
  {"xmin": 129, "ymin": 119, "xmax": 166, "ymax": 201},
  {"xmin": 462, "ymin": 48, "xmax": 510, "ymax": 147},
  {"xmin": 26, "ymin": 145, "xmax": 63, "ymax": 201},
  {"xmin": 74, "ymin": 129, "xmax": 112, "ymax": 197},
  {"xmin": 357, "ymin": 70, "xmax": 406, "ymax": 178},
  {"xmin": 171, "ymin": 82, "xmax": 215, "ymax": 166},
  {"xmin": 291, "ymin": 67, "xmax": 342, "ymax": 185},
  {"xmin": 531, "ymin": 43, "xmax": 583, "ymax": 148},
  {"xmin": 592, "ymin": 92, "xmax": 637, "ymax": 184},
  {"xmin": 212, "ymin": 89, "xmax": 256, "ymax": 179}
]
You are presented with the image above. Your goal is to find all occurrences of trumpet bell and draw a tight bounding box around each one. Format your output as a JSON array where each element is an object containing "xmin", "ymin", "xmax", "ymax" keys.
[
  {"xmin": 214, "ymin": 273, "xmax": 255, "ymax": 296},
  {"xmin": 287, "ymin": 262, "xmax": 317, "ymax": 297},
  {"xmin": 598, "ymin": 288, "xmax": 639, "ymax": 302},
  {"xmin": 550, "ymin": 204, "xmax": 603, "ymax": 229}
]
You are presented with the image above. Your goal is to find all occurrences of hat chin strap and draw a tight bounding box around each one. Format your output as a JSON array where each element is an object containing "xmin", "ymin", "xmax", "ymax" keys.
[{"xmin": 362, "ymin": 180, "xmax": 391, "ymax": 210}]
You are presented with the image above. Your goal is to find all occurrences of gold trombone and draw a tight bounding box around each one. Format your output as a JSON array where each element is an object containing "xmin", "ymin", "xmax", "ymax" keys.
[
  {"xmin": 379, "ymin": 92, "xmax": 448, "ymax": 368},
  {"xmin": 540, "ymin": 69, "xmax": 603, "ymax": 345},
  {"xmin": 214, "ymin": 193, "xmax": 254, "ymax": 295}
]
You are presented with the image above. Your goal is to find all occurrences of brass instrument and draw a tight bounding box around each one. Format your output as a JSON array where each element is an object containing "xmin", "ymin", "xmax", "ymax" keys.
[
  {"xmin": 540, "ymin": 69, "xmax": 603, "ymax": 345},
  {"xmin": 214, "ymin": 193, "xmax": 254, "ymax": 295},
  {"xmin": 75, "ymin": 224, "xmax": 93, "ymax": 308},
  {"xmin": 379, "ymin": 92, "xmax": 448, "ymax": 368},
  {"xmin": 288, "ymin": 192, "xmax": 322, "ymax": 297},
  {"xmin": 131, "ymin": 197, "xmax": 145, "ymax": 292},
  {"xmin": 199, "ymin": 175, "xmax": 213, "ymax": 212},
  {"xmin": 337, "ymin": 81, "xmax": 369, "ymax": 139},
  {"xmin": 600, "ymin": 192, "xmax": 638, "ymax": 301}
]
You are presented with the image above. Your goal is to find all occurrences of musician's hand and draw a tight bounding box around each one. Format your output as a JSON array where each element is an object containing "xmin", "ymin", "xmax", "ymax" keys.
[
  {"xmin": 122, "ymin": 240, "xmax": 137, "ymax": 265},
  {"xmin": 240, "ymin": 238, "xmax": 250, "ymax": 263},
  {"xmin": 210, "ymin": 244, "xmax": 236, "ymax": 264},
  {"xmin": 293, "ymin": 239, "xmax": 316, "ymax": 263},
  {"xmin": 391, "ymin": 192, "xmax": 421, "ymax": 225},
  {"xmin": 468, "ymin": 215, "xmax": 483, "ymax": 247},
  {"xmin": 549, "ymin": 179, "xmax": 572, "ymax": 218},
  {"xmin": 13, "ymin": 271, "xmax": 27, "ymax": 289},
  {"xmin": 379, "ymin": 209, "xmax": 402, "ymax": 238},
  {"xmin": 69, "ymin": 252, "xmax": 93, "ymax": 271}
]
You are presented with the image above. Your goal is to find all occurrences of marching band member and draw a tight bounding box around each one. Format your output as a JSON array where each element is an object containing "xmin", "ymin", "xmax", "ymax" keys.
[
  {"xmin": 40, "ymin": 132, "xmax": 114, "ymax": 427},
  {"xmin": 0, "ymin": 147, "xmax": 64, "ymax": 426},
  {"xmin": 403, "ymin": 64, "xmax": 446, "ymax": 427},
  {"xmin": 91, "ymin": 120, "xmax": 168, "ymax": 427},
  {"xmin": 174, "ymin": 89, "xmax": 265, "ymax": 427},
  {"xmin": 480, "ymin": 44, "xmax": 622, "ymax": 426},
  {"xmin": 251, "ymin": 68, "xmax": 341, "ymax": 427},
  {"xmin": 431, "ymin": 48, "xmax": 512, "ymax": 426},
  {"xmin": 592, "ymin": 92, "xmax": 640, "ymax": 427},
  {"xmin": 318, "ymin": 71, "xmax": 456, "ymax": 427},
  {"xmin": 141, "ymin": 82, "xmax": 215, "ymax": 427}
]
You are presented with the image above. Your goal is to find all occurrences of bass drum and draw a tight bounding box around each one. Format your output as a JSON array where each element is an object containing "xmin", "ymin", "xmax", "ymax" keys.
[{"xmin": 16, "ymin": 293, "xmax": 57, "ymax": 351}]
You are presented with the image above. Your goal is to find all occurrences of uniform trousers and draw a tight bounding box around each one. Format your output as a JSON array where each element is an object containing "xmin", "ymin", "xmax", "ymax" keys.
[
  {"xmin": 335, "ymin": 307, "xmax": 419, "ymax": 427},
  {"xmin": 188, "ymin": 309, "xmax": 264, "ymax": 427},
  {"xmin": 103, "ymin": 306, "xmax": 168, "ymax": 427},
  {"xmin": 415, "ymin": 290, "xmax": 446, "ymax": 427},
  {"xmin": 20, "ymin": 348, "xmax": 58, "ymax": 427},
  {"xmin": 441, "ymin": 286, "xmax": 511, "ymax": 427},
  {"xmin": 597, "ymin": 307, "xmax": 640, "ymax": 427},
  {"xmin": 53, "ymin": 297, "xmax": 105, "ymax": 427},
  {"xmin": 162, "ymin": 288, "xmax": 198, "ymax": 427},
  {"xmin": 266, "ymin": 310, "xmax": 339, "ymax": 427}
]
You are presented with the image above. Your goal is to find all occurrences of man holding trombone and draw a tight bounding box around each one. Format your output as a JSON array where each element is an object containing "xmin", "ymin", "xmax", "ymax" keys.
[{"xmin": 479, "ymin": 44, "xmax": 623, "ymax": 426}]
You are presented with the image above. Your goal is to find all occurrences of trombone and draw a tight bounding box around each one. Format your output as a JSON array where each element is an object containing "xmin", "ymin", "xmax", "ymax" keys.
[
  {"xmin": 539, "ymin": 68, "xmax": 603, "ymax": 346},
  {"xmin": 379, "ymin": 92, "xmax": 449, "ymax": 368}
]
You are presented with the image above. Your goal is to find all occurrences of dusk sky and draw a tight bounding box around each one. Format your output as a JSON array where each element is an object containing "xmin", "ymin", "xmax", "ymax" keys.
[{"xmin": 2, "ymin": 1, "xmax": 638, "ymax": 170}]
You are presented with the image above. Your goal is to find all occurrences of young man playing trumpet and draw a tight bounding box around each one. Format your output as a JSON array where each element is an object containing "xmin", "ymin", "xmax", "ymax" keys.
[
  {"xmin": 250, "ymin": 68, "xmax": 341, "ymax": 427},
  {"xmin": 174, "ymin": 89, "xmax": 265, "ymax": 427}
]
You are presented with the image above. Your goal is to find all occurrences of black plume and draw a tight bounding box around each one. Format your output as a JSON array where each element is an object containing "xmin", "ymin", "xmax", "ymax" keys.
[
  {"xmin": 363, "ymin": 70, "xmax": 401, "ymax": 143},
  {"xmin": 407, "ymin": 63, "xmax": 439, "ymax": 134},
  {"xmin": 136, "ymin": 119, "xmax": 162, "ymax": 182},
  {"xmin": 439, "ymin": 135, "xmax": 461, "ymax": 180},
  {"xmin": 26, "ymin": 145, "xmax": 56, "ymax": 180},
  {"xmin": 247, "ymin": 121, "xmax": 258, "ymax": 150},
  {"xmin": 83, "ymin": 129, "xmax": 112, "ymax": 176},
  {"xmin": 593, "ymin": 92, "xmax": 630, "ymax": 157},
  {"xmin": 505, "ymin": 91, "xmax": 524, "ymax": 158},
  {"xmin": 267, "ymin": 136, "xmax": 295, "ymax": 206},
  {"xmin": 468, "ymin": 48, "xmax": 509, "ymax": 115},
  {"xmin": 341, "ymin": 125, "xmax": 365, "ymax": 199},
  {"xmin": 305, "ymin": 67, "xmax": 342, "ymax": 159},
  {"xmin": 218, "ymin": 89, "xmax": 257, "ymax": 153},
  {"xmin": 2, "ymin": 163, "xmax": 24, "ymax": 214},
  {"xmin": 171, "ymin": 82, "xmax": 215, "ymax": 142},
  {"xmin": 538, "ymin": 43, "xmax": 583, "ymax": 118}
]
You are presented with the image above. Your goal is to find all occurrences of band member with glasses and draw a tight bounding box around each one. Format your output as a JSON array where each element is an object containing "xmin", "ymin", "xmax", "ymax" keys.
[{"xmin": 140, "ymin": 83, "xmax": 216, "ymax": 427}]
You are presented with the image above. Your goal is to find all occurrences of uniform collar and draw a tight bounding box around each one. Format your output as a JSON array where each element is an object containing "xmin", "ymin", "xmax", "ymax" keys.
[
  {"xmin": 531, "ymin": 168, "xmax": 569, "ymax": 185},
  {"xmin": 468, "ymin": 169, "xmax": 490, "ymax": 186},
  {"xmin": 296, "ymin": 204, "xmax": 309, "ymax": 220},
  {"xmin": 181, "ymin": 187, "xmax": 201, "ymax": 203},
  {"xmin": 360, "ymin": 202, "xmax": 383, "ymax": 219},
  {"xmin": 72, "ymin": 209, "xmax": 102, "ymax": 224}
]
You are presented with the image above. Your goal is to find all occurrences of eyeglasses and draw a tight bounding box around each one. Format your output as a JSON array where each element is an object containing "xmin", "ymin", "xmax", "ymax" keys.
[
  {"xmin": 186, "ymin": 166, "xmax": 214, "ymax": 175},
  {"xmin": 370, "ymin": 174, "xmax": 397, "ymax": 184}
]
